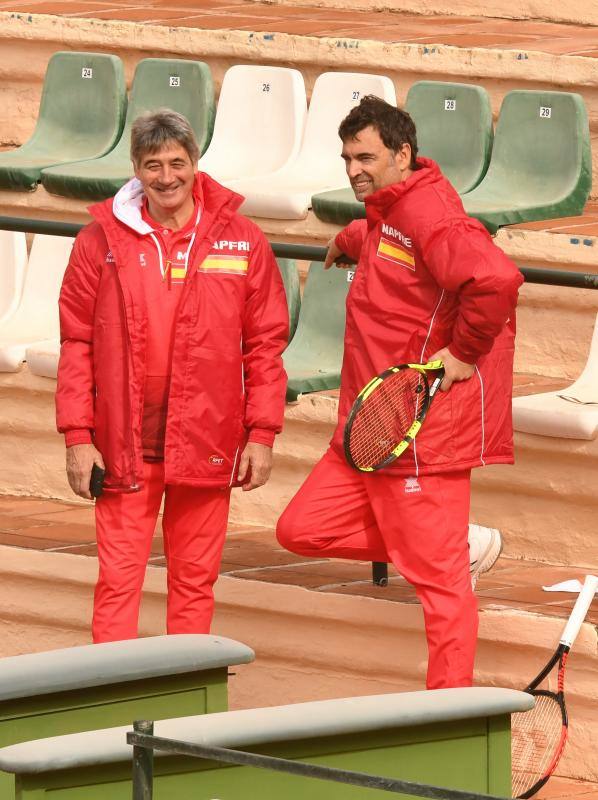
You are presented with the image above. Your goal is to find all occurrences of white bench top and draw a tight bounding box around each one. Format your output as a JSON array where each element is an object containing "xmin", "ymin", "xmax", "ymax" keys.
[
  {"xmin": 0, "ymin": 635, "xmax": 254, "ymax": 702},
  {"xmin": 0, "ymin": 687, "xmax": 533, "ymax": 774}
]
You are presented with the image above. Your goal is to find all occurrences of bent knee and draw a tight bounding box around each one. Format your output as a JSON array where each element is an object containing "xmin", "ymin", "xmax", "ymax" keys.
[{"xmin": 276, "ymin": 506, "xmax": 311, "ymax": 554}]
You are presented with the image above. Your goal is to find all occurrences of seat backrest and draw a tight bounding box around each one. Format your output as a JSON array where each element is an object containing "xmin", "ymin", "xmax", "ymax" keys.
[
  {"xmin": 284, "ymin": 261, "xmax": 351, "ymax": 365},
  {"xmin": 405, "ymin": 80, "xmax": 493, "ymax": 194},
  {"xmin": 116, "ymin": 58, "xmax": 216, "ymax": 161},
  {"xmin": 0, "ymin": 231, "xmax": 27, "ymax": 326},
  {"xmin": 25, "ymin": 51, "xmax": 126, "ymax": 160},
  {"xmin": 482, "ymin": 90, "xmax": 591, "ymax": 201},
  {"xmin": 0, "ymin": 235, "xmax": 74, "ymax": 340},
  {"xmin": 199, "ymin": 65, "xmax": 306, "ymax": 179},
  {"xmin": 299, "ymin": 72, "xmax": 396, "ymax": 180},
  {"xmin": 275, "ymin": 258, "xmax": 301, "ymax": 342}
]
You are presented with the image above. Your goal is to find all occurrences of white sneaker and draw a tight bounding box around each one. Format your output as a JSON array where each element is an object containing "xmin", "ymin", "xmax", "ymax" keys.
[{"xmin": 468, "ymin": 524, "xmax": 502, "ymax": 589}]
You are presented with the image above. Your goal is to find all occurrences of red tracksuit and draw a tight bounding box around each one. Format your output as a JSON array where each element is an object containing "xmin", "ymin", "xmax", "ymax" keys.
[
  {"xmin": 278, "ymin": 158, "xmax": 523, "ymax": 688},
  {"xmin": 57, "ymin": 172, "xmax": 288, "ymax": 641}
]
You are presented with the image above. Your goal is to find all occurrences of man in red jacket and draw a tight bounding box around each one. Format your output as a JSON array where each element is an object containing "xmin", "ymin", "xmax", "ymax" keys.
[
  {"xmin": 57, "ymin": 109, "xmax": 288, "ymax": 642},
  {"xmin": 277, "ymin": 96, "xmax": 523, "ymax": 689}
]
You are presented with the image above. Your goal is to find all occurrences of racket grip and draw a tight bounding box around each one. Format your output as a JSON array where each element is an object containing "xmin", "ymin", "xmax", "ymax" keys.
[{"xmin": 560, "ymin": 574, "xmax": 598, "ymax": 648}]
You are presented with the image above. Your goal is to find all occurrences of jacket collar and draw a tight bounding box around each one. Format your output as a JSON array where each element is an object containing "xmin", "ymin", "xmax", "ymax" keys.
[
  {"xmin": 364, "ymin": 157, "xmax": 442, "ymax": 228},
  {"xmin": 90, "ymin": 172, "xmax": 245, "ymax": 234}
]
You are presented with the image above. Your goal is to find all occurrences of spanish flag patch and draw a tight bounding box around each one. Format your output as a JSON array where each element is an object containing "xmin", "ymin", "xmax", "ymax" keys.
[
  {"xmin": 376, "ymin": 236, "xmax": 415, "ymax": 271},
  {"xmin": 198, "ymin": 254, "xmax": 249, "ymax": 276}
]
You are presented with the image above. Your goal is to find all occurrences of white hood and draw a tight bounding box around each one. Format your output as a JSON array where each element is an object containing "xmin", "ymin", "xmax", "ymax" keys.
[{"xmin": 112, "ymin": 177, "xmax": 153, "ymax": 235}]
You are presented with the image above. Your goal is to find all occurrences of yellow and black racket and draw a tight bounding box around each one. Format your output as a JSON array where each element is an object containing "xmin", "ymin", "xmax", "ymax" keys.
[{"xmin": 344, "ymin": 360, "xmax": 444, "ymax": 472}]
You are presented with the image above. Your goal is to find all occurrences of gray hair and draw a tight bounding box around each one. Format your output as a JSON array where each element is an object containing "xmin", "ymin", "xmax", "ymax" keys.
[{"xmin": 130, "ymin": 108, "xmax": 199, "ymax": 165}]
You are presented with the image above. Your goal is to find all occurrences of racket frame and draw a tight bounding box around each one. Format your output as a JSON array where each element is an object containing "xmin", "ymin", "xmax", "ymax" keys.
[
  {"xmin": 344, "ymin": 360, "xmax": 444, "ymax": 472},
  {"xmin": 512, "ymin": 575, "xmax": 598, "ymax": 799}
]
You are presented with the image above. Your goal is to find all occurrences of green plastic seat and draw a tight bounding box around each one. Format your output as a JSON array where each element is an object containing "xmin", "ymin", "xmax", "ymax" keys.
[
  {"xmin": 405, "ymin": 80, "xmax": 493, "ymax": 194},
  {"xmin": 311, "ymin": 80, "xmax": 494, "ymax": 226},
  {"xmin": 284, "ymin": 261, "xmax": 351, "ymax": 401},
  {"xmin": 41, "ymin": 58, "xmax": 215, "ymax": 201},
  {"xmin": 0, "ymin": 52, "xmax": 126, "ymax": 192},
  {"xmin": 463, "ymin": 90, "xmax": 592, "ymax": 234},
  {"xmin": 276, "ymin": 258, "xmax": 301, "ymax": 342},
  {"xmin": 311, "ymin": 187, "xmax": 365, "ymax": 227}
]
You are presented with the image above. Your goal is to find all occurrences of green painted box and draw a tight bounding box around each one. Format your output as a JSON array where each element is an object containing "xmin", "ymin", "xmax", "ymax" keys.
[
  {"xmin": 0, "ymin": 687, "xmax": 532, "ymax": 800},
  {"xmin": 0, "ymin": 634, "xmax": 253, "ymax": 800}
]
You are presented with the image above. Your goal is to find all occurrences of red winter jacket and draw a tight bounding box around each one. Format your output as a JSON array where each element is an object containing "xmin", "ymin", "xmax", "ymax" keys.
[
  {"xmin": 56, "ymin": 173, "xmax": 288, "ymax": 492},
  {"xmin": 332, "ymin": 158, "xmax": 524, "ymax": 476}
]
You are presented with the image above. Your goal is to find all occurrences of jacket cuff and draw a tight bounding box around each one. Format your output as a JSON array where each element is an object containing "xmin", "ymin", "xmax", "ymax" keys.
[
  {"xmin": 64, "ymin": 429, "xmax": 93, "ymax": 447},
  {"xmin": 247, "ymin": 428, "xmax": 276, "ymax": 448}
]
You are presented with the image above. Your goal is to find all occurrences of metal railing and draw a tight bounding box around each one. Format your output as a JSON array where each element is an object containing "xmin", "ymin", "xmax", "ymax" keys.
[
  {"xmin": 1, "ymin": 214, "xmax": 598, "ymax": 289},
  {"xmin": 128, "ymin": 720, "xmax": 511, "ymax": 800}
]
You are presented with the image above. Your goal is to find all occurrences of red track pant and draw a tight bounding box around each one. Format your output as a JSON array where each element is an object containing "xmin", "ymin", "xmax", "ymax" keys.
[
  {"xmin": 276, "ymin": 448, "xmax": 477, "ymax": 689},
  {"xmin": 93, "ymin": 461, "xmax": 231, "ymax": 642}
]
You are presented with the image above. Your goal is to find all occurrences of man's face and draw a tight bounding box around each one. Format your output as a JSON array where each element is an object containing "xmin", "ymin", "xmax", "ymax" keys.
[
  {"xmin": 134, "ymin": 141, "xmax": 195, "ymax": 217},
  {"xmin": 341, "ymin": 125, "xmax": 412, "ymax": 201}
]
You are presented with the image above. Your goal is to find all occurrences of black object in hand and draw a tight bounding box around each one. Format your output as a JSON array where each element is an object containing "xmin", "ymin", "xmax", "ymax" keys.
[{"xmin": 89, "ymin": 464, "xmax": 105, "ymax": 498}]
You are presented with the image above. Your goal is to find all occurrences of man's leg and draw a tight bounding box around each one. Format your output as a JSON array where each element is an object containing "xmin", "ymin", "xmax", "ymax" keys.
[
  {"xmin": 276, "ymin": 448, "xmax": 389, "ymax": 562},
  {"xmin": 162, "ymin": 485, "xmax": 231, "ymax": 634},
  {"xmin": 367, "ymin": 470, "xmax": 477, "ymax": 690},
  {"xmin": 93, "ymin": 461, "xmax": 164, "ymax": 642}
]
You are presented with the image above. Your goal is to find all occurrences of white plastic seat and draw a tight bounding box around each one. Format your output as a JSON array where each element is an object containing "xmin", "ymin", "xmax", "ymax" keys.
[
  {"xmin": 0, "ymin": 235, "xmax": 74, "ymax": 372},
  {"xmin": 227, "ymin": 72, "xmax": 396, "ymax": 220},
  {"xmin": 198, "ymin": 65, "xmax": 306, "ymax": 182},
  {"xmin": 512, "ymin": 313, "xmax": 598, "ymax": 440},
  {"xmin": 0, "ymin": 231, "xmax": 28, "ymax": 326},
  {"xmin": 26, "ymin": 338, "xmax": 60, "ymax": 379}
]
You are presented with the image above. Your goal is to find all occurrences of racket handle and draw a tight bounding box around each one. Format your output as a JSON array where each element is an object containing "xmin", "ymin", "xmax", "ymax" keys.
[
  {"xmin": 560, "ymin": 574, "xmax": 598, "ymax": 648},
  {"xmin": 428, "ymin": 370, "xmax": 445, "ymax": 399}
]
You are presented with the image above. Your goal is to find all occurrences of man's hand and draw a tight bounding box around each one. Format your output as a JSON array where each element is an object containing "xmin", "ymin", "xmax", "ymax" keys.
[
  {"xmin": 429, "ymin": 347, "xmax": 475, "ymax": 392},
  {"xmin": 324, "ymin": 237, "xmax": 353, "ymax": 270},
  {"xmin": 237, "ymin": 442, "xmax": 273, "ymax": 492},
  {"xmin": 66, "ymin": 443, "xmax": 105, "ymax": 500}
]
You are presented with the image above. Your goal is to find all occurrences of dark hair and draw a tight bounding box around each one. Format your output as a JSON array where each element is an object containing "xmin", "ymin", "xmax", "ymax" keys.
[
  {"xmin": 338, "ymin": 95, "xmax": 418, "ymax": 169},
  {"xmin": 131, "ymin": 108, "xmax": 199, "ymax": 165}
]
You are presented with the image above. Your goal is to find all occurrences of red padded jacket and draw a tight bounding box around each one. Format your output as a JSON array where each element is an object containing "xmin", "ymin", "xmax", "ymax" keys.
[
  {"xmin": 56, "ymin": 173, "xmax": 288, "ymax": 492},
  {"xmin": 332, "ymin": 158, "xmax": 524, "ymax": 476}
]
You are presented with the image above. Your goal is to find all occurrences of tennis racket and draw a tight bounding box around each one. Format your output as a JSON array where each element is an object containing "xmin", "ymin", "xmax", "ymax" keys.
[
  {"xmin": 344, "ymin": 360, "xmax": 445, "ymax": 472},
  {"xmin": 511, "ymin": 574, "xmax": 598, "ymax": 799}
]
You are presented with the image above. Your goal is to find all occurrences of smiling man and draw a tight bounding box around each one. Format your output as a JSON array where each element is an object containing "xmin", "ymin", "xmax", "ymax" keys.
[
  {"xmin": 277, "ymin": 95, "xmax": 523, "ymax": 690},
  {"xmin": 56, "ymin": 109, "xmax": 288, "ymax": 642}
]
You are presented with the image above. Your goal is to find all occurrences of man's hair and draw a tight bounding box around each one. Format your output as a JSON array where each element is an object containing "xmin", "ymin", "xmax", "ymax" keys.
[
  {"xmin": 338, "ymin": 95, "xmax": 418, "ymax": 169},
  {"xmin": 131, "ymin": 108, "xmax": 199, "ymax": 165}
]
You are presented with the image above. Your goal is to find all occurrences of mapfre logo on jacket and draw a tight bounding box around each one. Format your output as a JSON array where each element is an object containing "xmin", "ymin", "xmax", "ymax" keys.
[
  {"xmin": 377, "ymin": 223, "xmax": 415, "ymax": 272},
  {"xmin": 199, "ymin": 240, "xmax": 251, "ymax": 276}
]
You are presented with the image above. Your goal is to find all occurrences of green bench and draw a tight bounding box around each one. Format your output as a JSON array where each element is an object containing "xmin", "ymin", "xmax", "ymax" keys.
[
  {"xmin": 0, "ymin": 687, "xmax": 533, "ymax": 799},
  {"xmin": 0, "ymin": 634, "xmax": 253, "ymax": 800},
  {"xmin": 41, "ymin": 58, "xmax": 215, "ymax": 201},
  {"xmin": 0, "ymin": 52, "xmax": 126, "ymax": 191},
  {"xmin": 283, "ymin": 260, "xmax": 351, "ymax": 400},
  {"xmin": 312, "ymin": 80, "xmax": 494, "ymax": 226},
  {"xmin": 464, "ymin": 89, "xmax": 591, "ymax": 233}
]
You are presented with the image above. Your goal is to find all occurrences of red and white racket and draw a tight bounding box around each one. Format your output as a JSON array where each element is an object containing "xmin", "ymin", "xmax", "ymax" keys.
[{"xmin": 511, "ymin": 574, "xmax": 598, "ymax": 798}]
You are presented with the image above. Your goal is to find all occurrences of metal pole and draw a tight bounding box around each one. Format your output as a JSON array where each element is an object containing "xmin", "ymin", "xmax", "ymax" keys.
[{"xmin": 132, "ymin": 720, "xmax": 154, "ymax": 800}]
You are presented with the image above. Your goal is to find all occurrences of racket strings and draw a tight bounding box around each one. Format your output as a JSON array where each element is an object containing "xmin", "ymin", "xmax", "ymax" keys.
[
  {"xmin": 349, "ymin": 370, "xmax": 425, "ymax": 468},
  {"xmin": 512, "ymin": 689, "xmax": 565, "ymax": 798}
]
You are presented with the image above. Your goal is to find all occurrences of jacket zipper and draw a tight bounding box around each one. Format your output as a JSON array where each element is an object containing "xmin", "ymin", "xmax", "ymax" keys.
[{"xmin": 117, "ymin": 273, "xmax": 139, "ymax": 490}]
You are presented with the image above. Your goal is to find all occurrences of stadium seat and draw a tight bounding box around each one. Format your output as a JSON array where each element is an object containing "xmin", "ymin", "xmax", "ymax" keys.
[
  {"xmin": 0, "ymin": 235, "xmax": 74, "ymax": 372},
  {"xmin": 198, "ymin": 65, "xmax": 306, "ymax": 182},
  {"xmin": 284, "ymin": 261, "xmax": 352, "ymax": 401},
  {"xmin": 311, "ymin": 80, "xmax": 493, "ymax": 226},
  {"xmin": 405, "ymin": 80, "xmax": 493, "ymax": 195},
  {"xmin": 276, "ymin": 258, "xmax": 301, "ymax": 342},
  {"xmin": 41, "ymin": 58, "xmax": 215, "ymax": 201},
  {"xmin": 227, "ymin": 72, "xmax": 396, "ymax": 220},
  {"xmin": 0, "ymin": 231, "xmax": 27, "ymax": 326},
  {"xmin": 512, "ymin": 313, "xmax": 598, "ymax": 440},
  {"xmin": 0, "ymin": 52, "xmax": 126, "ymax": 192},
  {"xmin": 25, "ymin": 338, "xmax": 60, "ymax": 379},
  {"xmin": 463, "ymin": 90, "xmax": 591, "ymax": 234}
]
